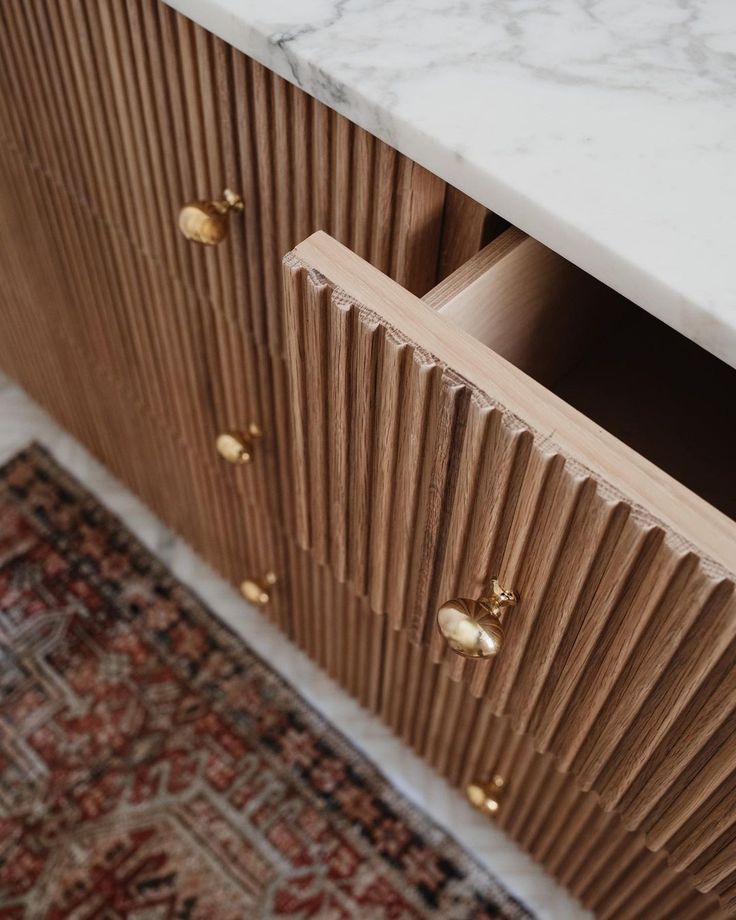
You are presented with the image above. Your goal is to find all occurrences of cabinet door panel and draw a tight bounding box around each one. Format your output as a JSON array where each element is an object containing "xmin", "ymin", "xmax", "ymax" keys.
[
  {"xmin": 282, "ymin": 231, "xmax": 736, "ymax": 897},
  {"xmin": 276, "ymin": 541, "xmax": 726, "ymax": 918}
]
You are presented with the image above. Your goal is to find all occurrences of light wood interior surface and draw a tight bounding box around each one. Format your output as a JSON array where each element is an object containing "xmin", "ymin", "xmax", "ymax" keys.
[
  {"xmin": 428, "ymin": 230, "xmax": 736, "ymax": 520},
  {"xmin": 424, "ymin": 227, "xmax": 630, "ymax": 386}
]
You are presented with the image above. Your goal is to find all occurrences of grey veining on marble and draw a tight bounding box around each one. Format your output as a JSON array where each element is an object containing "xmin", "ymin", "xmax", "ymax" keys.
[{"xmin": 164, "ymin": 0, "xmax": 736, "ymax": 368}]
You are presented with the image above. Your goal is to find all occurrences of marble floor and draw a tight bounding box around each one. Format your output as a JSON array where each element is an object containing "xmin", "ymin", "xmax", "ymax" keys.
[{"xmin": 0, "ymin": 373, "xmax": 590, "ymax": 920}]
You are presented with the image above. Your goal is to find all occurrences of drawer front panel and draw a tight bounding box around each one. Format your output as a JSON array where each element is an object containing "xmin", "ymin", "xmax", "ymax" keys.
[
  {"xmin": 277, "ymin": 543, "xmax": 725, "ymax": 918},
  {"xmin": 0, "ymin": 0, "xmax": 487, "ymax": 354},
  {"xmin": 282, "ymin": 233, "xmax": 736, "ymax": 897}
]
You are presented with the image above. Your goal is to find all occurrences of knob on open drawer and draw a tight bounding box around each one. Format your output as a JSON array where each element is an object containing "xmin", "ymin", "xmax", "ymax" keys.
[{"xmin": 437, "ymin": 579, "xmax": 517, "ymax": 659}]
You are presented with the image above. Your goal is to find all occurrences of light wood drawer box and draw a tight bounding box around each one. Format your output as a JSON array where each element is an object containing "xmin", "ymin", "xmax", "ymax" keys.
[{"xmin": 282, "ymin": 230, "xmax": 736, "ymax": 906}]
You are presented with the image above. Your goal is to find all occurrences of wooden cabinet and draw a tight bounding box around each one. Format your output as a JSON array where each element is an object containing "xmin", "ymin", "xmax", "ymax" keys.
[{"xmin": 1, "ymin": 0, "xmax": 735, "ymax": 914}]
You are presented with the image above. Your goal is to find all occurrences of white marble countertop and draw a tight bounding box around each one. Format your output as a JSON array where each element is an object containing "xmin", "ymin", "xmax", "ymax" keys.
[{"xmin": 164, "ymin": 0, "xmax": 736, "ymax": 369}]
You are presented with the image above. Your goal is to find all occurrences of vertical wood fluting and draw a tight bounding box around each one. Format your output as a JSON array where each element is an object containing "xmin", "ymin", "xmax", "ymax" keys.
[
  {"xmin": 0, "ymin": 0, "xmax": 732, "ymax": 914},
  {"xmin": 281, "ymin": 551, "xmax": 719, "ymax": 917},
  {"xmin": 0, "ymin": 177, "xmax": 727, "ymax": 913},
  {"xmin": 0, "ymin": 0, "xmax": 484, "ymax": 534},
  {"xmin": 282, "ymin": 249, "xmax": 736, "ymax": 907},
  {"xmin": 0, "ymin": 0, "xmax": 478, "ymax": 353},
  {"xmin": 0, "ymin": 0, "xmax": 487, "ymax": 579}
]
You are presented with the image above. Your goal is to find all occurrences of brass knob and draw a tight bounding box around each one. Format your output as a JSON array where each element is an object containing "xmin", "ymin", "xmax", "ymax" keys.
[
  {"xmin": 215, "ymin": 425, "xmax": 262, "ymax": 465},
  {"xmin": 466, "ymin": 775, "xmax": 505, "ymax": 816},
  {"xmin": 240, "ymin": 572, "xmax": 277, "ymax": 608},
  {"xmin": 437, "ymin": 578, "xmax": 517, "ymax": 659},
  {"xmin": 178, "ymin": 188, "xmax": 243, "ymax": 245}
]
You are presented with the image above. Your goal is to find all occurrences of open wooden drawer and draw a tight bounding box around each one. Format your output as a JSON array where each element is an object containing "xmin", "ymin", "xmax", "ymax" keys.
[{"xmin": 282, "ymin": 229, "xmax": 736, "ymax": 905}]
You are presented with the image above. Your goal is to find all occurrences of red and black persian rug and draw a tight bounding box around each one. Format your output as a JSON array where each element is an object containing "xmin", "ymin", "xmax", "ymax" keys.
[{"xmin": 0, "ymin": 444, "xmax": 530, "ymax": 919}]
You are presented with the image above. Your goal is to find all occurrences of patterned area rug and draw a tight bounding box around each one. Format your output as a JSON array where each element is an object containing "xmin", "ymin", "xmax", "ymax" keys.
[{"xmin": 0, "ymin": 444, "xmax": 530, "ymax": 919}]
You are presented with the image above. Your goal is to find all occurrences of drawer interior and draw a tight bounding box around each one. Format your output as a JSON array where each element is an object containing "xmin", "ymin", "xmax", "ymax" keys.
[{"xmin": 425, "ymin": 229, "xmax": 736, "ymax": 520}]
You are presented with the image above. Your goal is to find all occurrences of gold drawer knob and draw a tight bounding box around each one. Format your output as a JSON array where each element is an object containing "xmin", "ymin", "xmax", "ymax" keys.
[
  {"xmin": 178, "ymin": 188, "xmax": 243, "ymax": 245},
  {"xmin": 240, "ymin": 572, "xmax": 277, "ymax": 607},
  {"xmin": 216, "ymin": 425, "xmax": 262, "ymax": 465},
  {"xmin": 467, "ymin": 775, "xmax": 505, "ymax": 815},
  {"xmin": 437, "ymin": 578, "xmax": 516, "ymax": 659}
]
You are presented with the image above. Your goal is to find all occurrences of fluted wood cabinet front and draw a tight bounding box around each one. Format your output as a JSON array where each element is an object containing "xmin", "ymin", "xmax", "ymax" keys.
[
  {"xmin": 0, "ymin": 0, "xmax": 491, "ymax": 601},
  {"xmin": 284, "ymin": 231, "xmax": 736, "ymax": 910},
  {"xmin": 0, "ymin": 0, "xmax": 485, "ymax": 351},
  {"xmin": 1, "ymin": 0, "xmax": 735, "ymax": 916},
  {"xmin": 0, "ymin": 0, "xmax": 489, "ymax": 528},
  {"xmin": 260, "ymin": 541, "xmax": 728, "ymax": 919}
]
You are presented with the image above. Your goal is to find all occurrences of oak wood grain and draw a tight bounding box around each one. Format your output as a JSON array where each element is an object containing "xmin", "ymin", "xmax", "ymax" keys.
[{"xmin": 283, "ymin": 231, "xmax": 736, "ymax": 907}]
